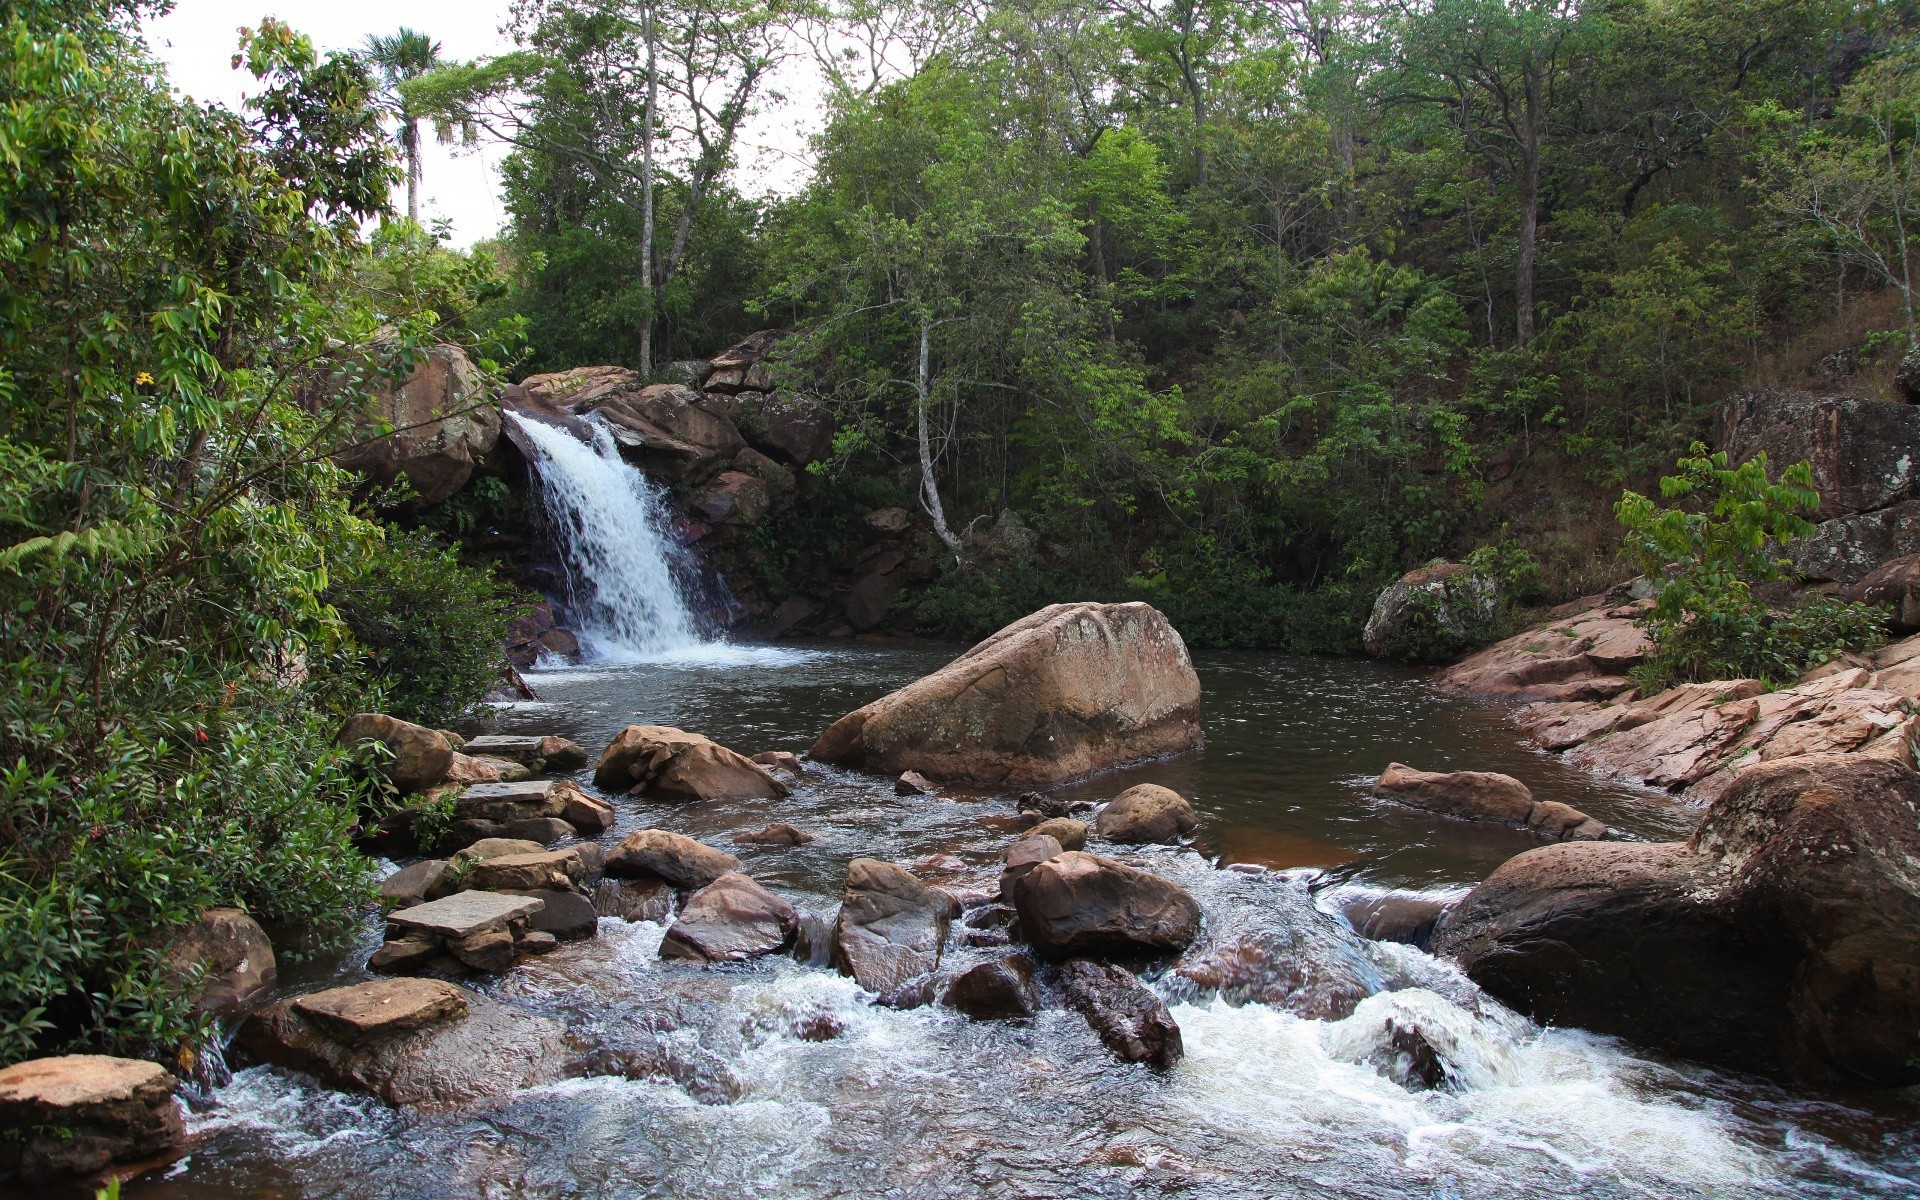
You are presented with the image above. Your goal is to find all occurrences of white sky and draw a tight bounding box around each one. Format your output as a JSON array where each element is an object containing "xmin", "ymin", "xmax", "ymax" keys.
[{"xmin": 143, "ymin": 1, "xmax": 824, "ymax": 247}]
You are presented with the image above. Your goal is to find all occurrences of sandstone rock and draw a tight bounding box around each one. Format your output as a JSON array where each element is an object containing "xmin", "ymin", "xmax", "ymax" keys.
[
  {"xmin": 1438, "ymin": 602, "xmax": 1650, "ymax": 702},
  {"xmin": 1374, "ymin": 764, "xmax": 1534, "ymax": 824},
  {"xmin": 450, "ymin": 838, "xmax": 547, "ymax": 870},
  {"xmin": 811, "ymin": 602, "xmax": 1203, "ymax": 788},
  {"xmin": 523, "ymin": 889, "xmax": 599, "ymax": 941},
  {"xmin": 1059, "ymin": 960, "xmax": 1183, "ymax": 1066},
  {"xmin": 659, "ymin": 873, "xmax": 799, "ymax": 962},
  {"xmin": 594, "ymin": 725, "xmax": 790, "ymax": 801},
  {"xmin": 846, "ymin": 572, "xmax": 899, "ymax": 630},
  {"xmin": 1431, "ymin": 755, "xmax": 1920, "ymax": 1085},
  {"xmin": 1009, "ymin": 852, "xmax": 1201, "ymax": 959},
  {"xmin": 1093, "ymin": 784, "xmax": 1197, "ymax": 844},
  {"xmin": 453, "ymin": 779, "xmax": 567, "ymax": 823},
  {"xmin": 942, "ymin": 954, "xmax": 1041, "ymax": 1020},
  {"xmin": 379, "ymin": 860, "xmax": 449, "ymax": 908},
  {"xmin": 1000, "ymin": 834, "xmax": 1063, "ymax": 894},
  {"xmin": 585, "ymin": 383, "xmax": 746, "ymax": 483},
  {"xmin": 449, "ymin": 929, "xmax": 519, "ymax": 972},
  {"xmin": 460, "ymin": 734, "xmax": 590, "ymax": 771},
  {"xmin": 387, "ymin": 891, "xmax": 543, "ymax": 942},
  {"xmin": 1336, "ymin": 892, "xmax": 1451, "ymax": 948},
  {"xmin": 238, "ymin": 983, "xmax": 567, "ymax": 1106},
  {"xmin": 339, "ymin": 713, "xmax": 454, "ymax": 794},
  {"xmin": 322, "ymin": 344, "xmax": 499, "ymax": 506},
  {"xmin": 751, "ymin": 750, "xmax": 805, "ymax": 777},
  {"xmin": 604, "ymin": 829, "xmax": 741, "ymax": 889},
  {"xmin": 1362, "ymin": 562, "xmax": 1501, "ymax": 661},
  {"xmin": 292, "ymin": 979, "xmax": 468, "ymax": 1040},
  {"xmin": 694, "ymin": 470, "xmax": 771, "ymax": 524},
  {"xmin": 165, "ymin": 907, "xmax": 275, "ymax": 1017},
  {"xmin": 865, "ymin": 506, "xmax": 912, "ymax": 534},
  {"xmin": 895, "ymin": 769, "xmax": 939, "ymax": 796},
  {"xmin": 1024, "ymin": 817, "xmax": 1087, "ymax": 851},
  {"xmin": 1849, "ymin": 554, "xmax": 1920, "ymax": 631},
  {"xmin": 519, "ymin": 930, "xmax": 559, "ymax": 955},
  {"xmin": 733, "ymin": 822, "xmax": 814, "ymax": 846},
  {"xmin": 1792, "ymin": 499, "xmax": 1920, "ymax": 588},
  {"xmin": 444, "ymin": 752, "xmax": 505, "ymax": 785},
  {"xmin": 593, "ymin": 877, "xmax": 675, "ymax": 923},
  {"xmin": 1525, "ymin": 801, "xmax": 1607, "ymax": 840},
  {"xmin": 0, "ymin": 1055, "xmax": 183, "ymax": 1187},
  {"xmin": 1718, "ymin": 388, "xmax": 1920, "ymax": 522},
  {"xmin": 830, "ymin": 859, "xmax": 952, "ymax": 992},
  {"xmin": 558, "ymin": 783, "xmax": 615, "ymax": 834},
  {"xmin": 465, "ymin": 849, "xmax": 586, "ymax": 894},
  {"xmin": 731, "ymin": 392, "xmax": 833, "ymax": 465}
]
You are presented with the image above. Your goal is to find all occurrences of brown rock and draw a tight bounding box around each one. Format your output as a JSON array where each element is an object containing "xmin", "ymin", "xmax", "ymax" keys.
[
  {"xmin": 1060, "ymin": 960, "xmax": 1183, "ymax": 1066},
  {"xmin": 460, "ymin": 734, "xmax": 590, "ymax": 771},
  {"xmin": 846, "ymin": 572, "xmax": 900, "ymax": 630},
  {"xmin": 449, "ymin": 929, "xmax": 519, "ymax": 972},
  {"xmin": 1361, "ymin": 562, "xmax": 1501, "ymax": 661},
  {"xmin": 1093, "ymin": 784, "xmax": 1197, "ymax": 844},
  {"xmin": 557, "ymin": 782, "xmax": 615, "ymax": 834},
  {"xmin": 464, "ymin": 849, "xmax": 586, "ymax": 894},
  {"xmin": 292, "ymin": 979, "xmax": 468, "ymax": 1040},
  {"xmin": 449, "ymin": 838, "xmax": 546, "ymax": 870},
  {"xmin": 0, "ymin": 1056, "xmax": 183, "ymax": 1187},
  {"xmin": 453, "ymin": 779, "xmax": 568, "ymax": 823},
  {"xmin": 320, "ymin": 343, "xmax": 499, "ymax": 506},
  {"xmin": 594, "ymin": 725, "xmax": 790, "ymax": 801},
  {"xmin": 694, "ymin": 470, "xmax": 772, "ymax": 524},
  {"xmin": 339, "ymin": 713, "xmax": 455, "ymax": 794},
  {"xmin": 751, "ymin": 750, "xmax": 804, "ymax": 775},
  {"xmin": 367, "ymin": 937, "xmax": 438, "ymax": 974},
  {"xmin": 1718, "ymin": 388, "xmax": 1920, "ymax": 522},
  {"xmin": 1025, "ymin": 817, "xmax": 1087, "ymax": 851},
  {"xmin": 1438, "ymin": 604, "xmax": 1650, "ymax": 702},
  {"xmin": 733, "ymin": 822, "xmax": 814, "ymax": 846},
  {"xmin": 659, "ymin": 872, "xmax": 799, "ymax": 962},
  {"xmin": 1009, "ymin": 852, "xmax": 1201, "ymax": 959},
  {"xmin": 587, "ymin": 384, "xmax": 746, "ymax": 483},
  {"xmin": 379, "ymin": 860, "xmax": 449, "ymax": 908},
  {"xmin": 445, "ymin": 752, "xmax": 505, "ymax": 785},
  {"xmin": 1849, "ymin": 554, "xmax": 1920, "ymax": 632},
  {"xmin": 1000, "ymin": 833, "xmax": 1063, "ymax": 894},
  {"xmin": 864, "ymin": 506, "xmax": 912, "ymax": 533},
  {"xmin": 1373, "ymin": 763, "xmax": 1534, "ymax": 825},
  {"xmin": 165, "ymin": 907, "xmax": 276, "ymax": 1017},
  {"xmin": 942, "ymin": 954, "xmax": 1041, "ymax": 1020},
  {"xmin": 810, "ymin": 602, "xmax": 1203, "ymax": 788},
  {"xmin": 1337, "ymin": 893, "xmax": 1451, "ymax": 948},
  {"xmin": 604, "ymin": 829, "xmax": 741, "ymax": 889},
  {"xmin": 593, "ymin": 878, "xmax": 675, "ymax": 923},
  {"xmin": 386, "ymin": 891, "xmax": 543, "ymax": 941},
  {"xmin": 523, "ymin": 890, "xmax": 599, "ymax": 941},
  {"xmin": 1793, "ymin": 499, "xmax": 1920, "ymax": 587},
  {"xmin": 731, "ymin": 392, "xmax": 833, "ymax": 466},
  {"xmin": 895, "ymin": 770, "xmax": 939, "ymax": 796},
  {"xmin": 830, "ymin": 859, "xmax": 952, "ymax": 992}
]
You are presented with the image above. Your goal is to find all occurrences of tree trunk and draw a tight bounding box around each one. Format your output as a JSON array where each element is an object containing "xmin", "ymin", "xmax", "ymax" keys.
[
  {"xmin": 917, "ymin": 313, "xmax": 963, "ymax": 556},
  {"xmin": 404, "ymin": 119, "xmax": 421, "ymax": 223},
  {"xmin": 639, "ymin": 2, "xmax": 659, "ymax": 376},
  {"xmin": 1515, "ymin": 76, "xmax": 1542, "ymax": 348}
]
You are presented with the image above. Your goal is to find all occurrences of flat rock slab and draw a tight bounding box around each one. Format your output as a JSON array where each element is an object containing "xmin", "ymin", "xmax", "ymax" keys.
[
  {"xmin": 0, "ymin": 1054, "xmax": 174, "ymax": 1109},
  {"xmin": 388, "ymin": 891, "xmax": 543, "ymax": 940},
  {"xmin": 292, "ymin": 979, "xmax": 468, "ymax": 1039}
]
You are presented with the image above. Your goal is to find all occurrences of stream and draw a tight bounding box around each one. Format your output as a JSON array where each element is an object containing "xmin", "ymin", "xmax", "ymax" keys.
[{"xmin": 134, "ymin": 644, "xmax": 1920, "ymax": 1199}]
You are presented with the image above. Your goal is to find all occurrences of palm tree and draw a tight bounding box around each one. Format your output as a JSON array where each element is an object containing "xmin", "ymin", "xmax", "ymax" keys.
[{"xmin": 362, "ymin": 28, "xmax": 444, "ymax": 223}]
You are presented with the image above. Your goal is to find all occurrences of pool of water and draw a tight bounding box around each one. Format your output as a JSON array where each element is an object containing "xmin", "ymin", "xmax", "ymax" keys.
[{"xmin": 133, "ymin": 643, "xmax": 1920, "ymax": 1199}]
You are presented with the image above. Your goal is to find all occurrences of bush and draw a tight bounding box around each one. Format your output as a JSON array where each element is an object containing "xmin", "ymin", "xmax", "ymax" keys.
[
  {"xmin": 328, "ymin": 526, "xmax": 526, "ymax": 728},
  {"xmin": 1617, "ymin": 444, "xmax": 1889, "ymax": 690}
]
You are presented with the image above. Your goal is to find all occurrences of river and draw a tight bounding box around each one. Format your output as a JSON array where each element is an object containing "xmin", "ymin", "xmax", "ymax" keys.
[{"xmin": 132, "ymin": 643, "xmax": 1920, "ymax": 1199}]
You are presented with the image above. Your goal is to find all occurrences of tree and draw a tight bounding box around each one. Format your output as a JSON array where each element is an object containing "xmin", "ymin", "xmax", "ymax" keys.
[{"xmin": 363, "ymin": 27, "xmax": 450, "ymax": 222}]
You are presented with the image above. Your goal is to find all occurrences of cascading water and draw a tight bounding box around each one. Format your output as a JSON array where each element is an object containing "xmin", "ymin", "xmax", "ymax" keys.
[{"xmin": 508, "ymin": 410, "xmax": 707, "ymax": 662}]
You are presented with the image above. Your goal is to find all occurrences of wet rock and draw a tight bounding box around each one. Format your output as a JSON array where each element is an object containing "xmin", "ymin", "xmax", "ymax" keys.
[
  {"xmin": 1337, "ymin": 892, "xmax": 1452, "ymax": 949},
  {"xmin": 559, "ymin": 786, "xmax": 615, "ymax": 835},
  {"xmin": 1438, "ymin": 601, "xmax": 1650, "ymax": 702},
  {"xmin": 942, "ymin": 954, "xmax": 1041, "ymax": 1020},
  {"xmin": 1362, "ymin": 562, "xmax": 1502, "ymax": 662},
  {"xmin": 387, "ymin": 891, "xmax": 543, "ymax": 943},
  {"xmin": 594, "ymin": 725, "xmax": 790, "ymax": 801},
  {"xmin": 1849, "ymin": 554, "xmax": 1920, "ymax": 631},
  {"xmin": 752, "ymin": 749, "xmax": 804, "ymax": 773},
  {"xmin": 1017, "ymin": 791, "xmax": 1075, "ymax": 819},
  {"xmin": 505, "ymin": 599, "xmax": 581, "ymax": 670},
  {"xmin": 450, "ymin": 837, "xmax": 547, "ymax": 870},
  {"xmin": 459, "ymin": 734, "xmax": 590, "ymax": 772},
  {"xmin": 320, "ymin": 343, "xmax": 499, "ymax": 506},
  {"xmin": 1374, "ymin": 763, "xmax": 1606, "ymax": 840},
  {"xmin": 604, "ymin": 829, "xmax": 742, "ymax": 889},
  {"xmin": 733, "ymin": 822, "xmax": 814, "ymax": 846},
  {"xmin": 292, "ymin": 979, "xmax": 468, "ymax": 1040},
  {"xmin": 0, "ymin": 1055, "xmax": 184, "ymax": 1188},
  {"xmin": 1059, "ymin": 960, "xmax": 1183, "ymax": 1066},
  {"xmin": 1093, "ymin": 784, "xmax": 1197, "ymax": 845},
  {"xmin": 1431, "ymin": 754, "xmax": 1920, "ymax": 1085},
  {"xmin": 660, "ymin": 872, "xmax": 798, "ymax": 962},
  {"xmin": 449, "ymin": 929, "xmax": 519, "ymax": 972},
  {"xmin": 593, "ymin": 877, "xmax": 675, "ymax": 924},
  {"xmin": 1718, "ymin": 388, "xmax": 1920, "ymax": 522},
  {"xmin": 238, "ymin": 982, "xmax": 567, "ymax": 1106},
  {"xmin": 831, "ymin": 859, "xmax": 953, "ymax": 992},
  {"xmin": 465, "ymin": 849, "xmax": 586, "ymax": 894},
  {"xmin": 895, "ymin": 770, "xmax": 939, "ymax": 796},
  {"xmin": 339, "ymin": 713, "xmax": 454, "ymax": 794},
  {"xmin": 811, "ymin": 602, "xmax": 1203, "ymax": 788},
  {"xmin": 874, "ymin": 975, "xmax": 943, "ymax": 1010},
  {"xmin": 523, "ymin": 890, "xmax": 599, "ymax": 941},
  {"xmin": 1009, "ymin": 852, "xmax": 1201, "ymax": 959},
  {"xmin": 915, "ymin": 852, "xmax": 967, "ymax": 873},
  {"xmin": 588, "ymin": 384, "xmax": 746, "ymax": 484},
  {"xmin": 164, "ymin": 906, "xmax": 275, "ymax": 1017},
  {"xmin": 1023, "ymin": 817, "xmax": 1087, "ymax": 851},
  {"xmin": 518, "ymin": 930, "xmax": 559, "ymax": 955},
  {"xmin": 1172, "ymin": 936, "xmax": 1375, "ymax": 1020},
  {"xmin": 367, "ymin": 937, "xmax": 438, "ymax": 974},
  {"xmin": 1000, "ymin": 833, "xmax": 1063, "ymax": 895}
]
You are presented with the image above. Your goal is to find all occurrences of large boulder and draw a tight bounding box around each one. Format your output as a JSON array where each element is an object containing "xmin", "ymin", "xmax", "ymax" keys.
[
  {"xmin": 1362, "ymin": 562, "xmax": 1501, "ymax": 662},
  {"xmin": 1372, "ymin": 763, "xmax": 1608, "ymax": 840},
  {"xmin": 164, "ymin": 907, "xmax": 276, "ymax": 1017},
  {"xmin": 323, "ymin": 344, "xmax": 499, "ymax": 506},
  {"xmin": 1847, "ymin": 553, "xmax": 1920, "ymax": 631},
  {"xmin": 810, "ymin": 602, "xmax": 1203, "ymax": 788},
  {"xmin": 1008, "ymin": 852, "xmax": 1202, "ymax": 959},
  {"xmin": 603, "ymin": 829, "xmax": 741, "ymax": 890},
  {"xmin": 1059, "ymin": 960, "xmax": 1184, "ymax": 1066},
  {"xmin": 339, "ymin": 713, "xmax": 453, "ymax": 794},
  {"xmin": 237, "ymin": 979, "xmax": 567, "ymax": 1106},
  {"xmin": 594, "ymin": 725, "xmax": 790, "ymax": 801},
  {"xmin": 730, "ymin": 392, "xmax": 833, "ymax": 466},
  {"xmin": 1092, "ymin": 784, "xmax": 1197, "ymax": 845},
  {"xmin": 830, "ymin": 859, "xmax": 953, "ymax": 992},
  {"xmin": 659, "ymin": 873, "xmax": 798, "ymax": 962},
  {"xmin": 0, "ymin": 1056, "xmax": 183, "ymax": 1187},
  {"xmin": 1431, "ymin": 754, "xmax": 1920, "ymax": 1085},
  {"xmin": 1438, "ymin": 599, "xmax": 1651, "ymax": 702},
  {"xmin": 1718, "ymin": 388, "xmax": 1920, "ymax": 522},
  {"xmin": 1790, "ymin": 499, "xmax": 1920, "ymax": 587},
  {"xmin": 942, "ymin": 954, "xmax": 1041, "ymax": 1020}
]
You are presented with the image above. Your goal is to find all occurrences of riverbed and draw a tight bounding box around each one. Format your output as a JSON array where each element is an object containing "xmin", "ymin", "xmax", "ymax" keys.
[{"xmin": 136, "ymin": 645, "xmax": 1920, "ymax": 1198}]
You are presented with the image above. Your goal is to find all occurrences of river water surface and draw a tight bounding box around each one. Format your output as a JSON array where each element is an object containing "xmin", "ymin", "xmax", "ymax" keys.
[{"xmin": 136, "ymin": 644, "xmax": 1920, "ymax": 1199}]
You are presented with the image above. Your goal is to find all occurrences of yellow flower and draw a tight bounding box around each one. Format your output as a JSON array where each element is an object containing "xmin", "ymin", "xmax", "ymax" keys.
[{"xmin": 135, "ymin": 371, "xmax": 154, "ymax": 385}]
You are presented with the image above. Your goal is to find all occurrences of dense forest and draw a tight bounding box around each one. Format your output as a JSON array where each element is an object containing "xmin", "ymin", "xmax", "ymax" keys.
[{"xmin": 2, "ymin": 0, "xmax": 1917, "ymax": 1087}]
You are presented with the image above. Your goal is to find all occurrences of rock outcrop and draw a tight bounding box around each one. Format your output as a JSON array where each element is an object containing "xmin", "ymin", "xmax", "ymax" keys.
[
  {"xmin": 1362, "ymin": 562, "xmax": 1502, "ymax": 661},
  {"xmin": 1431, "ymin": 755, "xmax": 1920, "ymax": 1085},
  {"xmin": 1059, "ymin": 960, "xmax": 1184, "ymax": 1066},
  {"xmin": 810, "ymin": 602, "xmax": 1203, "ymax": 787},
  {"xmin": 1849, "ymin": 554, "xmax": 1920, "ymax": 632},
  {"xmin": 830, "ymin": 859, "xmax": 953, "ymax": 992},
  {"xmin": 1373, "ymin": 763, "xmax": 1605, "ymax": 840},
  {"xmin": 659, "ymin": 873, "xmax": 798, "ymax": 962},
  {"xmin": 1008, "ymin": 852, "xmax": 1202, "ymax": 959},
  {"xmin": 1092, "ymin": 783, "xmax": 1198, "ymax": 844},
  {"xmin": 321, "ymin": 344, "xmax": 500, "ymax": 507},
  {"xmin": 1438, "ymin": 598, "xmax": 1651, "ymax": 703},
  {"xmin": 0, "ymin": 1055, "xmax": 183, "ymax": 1187},
  {"xmin": 594, "ymin": 725, "xmax": 790, "ymax": 801}
]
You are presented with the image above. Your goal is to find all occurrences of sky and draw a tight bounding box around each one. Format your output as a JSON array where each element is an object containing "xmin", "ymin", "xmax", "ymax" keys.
[{"xmin": 142, "ymin": 1, "xmax": 825, "ymax": 247}]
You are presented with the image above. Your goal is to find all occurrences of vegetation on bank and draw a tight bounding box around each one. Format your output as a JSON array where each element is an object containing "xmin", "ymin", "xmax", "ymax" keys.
[{"xmin": 0, "ymin": 2, "xmax": 518, "ymax": 1068}]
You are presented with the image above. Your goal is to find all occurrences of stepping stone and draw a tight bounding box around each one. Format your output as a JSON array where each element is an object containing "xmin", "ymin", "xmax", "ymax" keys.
[
  {"xmin": 291, "ymin": 978, "xmax": 468, "ymax": 1038},
  {"xmin": 455, "ymin": 780, "xmax": 565, "ymax": 822},
  {"xmin": 387, "ymin": 891, "xmax": 543, "ymax": 940},
  {"xmin": 465, "ymin": 849, "xmax": 585, "ymax": 893},
  {"xmin": 462, "ymin": 734, "xmax": 589, "ymax": 771}
]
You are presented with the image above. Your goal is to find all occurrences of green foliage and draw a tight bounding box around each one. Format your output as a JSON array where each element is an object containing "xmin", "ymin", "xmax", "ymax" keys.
[
  {"xmin": 1617, "ymin": 445, "xmax": 1889, "ymax": 689},
  {"xmin": 327, "ymin": 527, "xmax": 525, "ymax": 729}
]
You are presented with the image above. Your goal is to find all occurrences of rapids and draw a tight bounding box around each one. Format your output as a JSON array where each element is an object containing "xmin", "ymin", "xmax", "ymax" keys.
[{"xmin": 138, "ymin": 648, "xmax": 1920, "ymax": 1199}]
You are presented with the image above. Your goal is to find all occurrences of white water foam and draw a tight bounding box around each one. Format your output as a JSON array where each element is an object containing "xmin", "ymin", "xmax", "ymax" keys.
[{"xmin": 508, "ymin": 411, "xmax": 815, "ymax": 669}]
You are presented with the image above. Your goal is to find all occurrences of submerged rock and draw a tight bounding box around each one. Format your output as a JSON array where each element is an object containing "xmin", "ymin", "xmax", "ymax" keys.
[
  {"xmin": 1431, "ymin": 754, "xmax": 1920, "ymax": 1085},
  {"xmin": 659, "ymin": 872, "xmax": 798, "ymax": 962},
  {"xmin": 1008, "ymin": 852, "xmax": 1201, "ymax": 959},
  {"xmin": 1373, "ymin": 763, "xmax": 1606, "ymax": 840},
  {"xmin": 604, "ymin": 829, "xmax": 741, "ymax": 889},
  {"xmin": 1059, "ymin": 960, "xmax": 1183, "ymax": 1066},
  {"xmin": 594, "ymin": 725, "xmax": 791, "ymax": 801},
  {"xmin": 942, "ymin": 954, "xmax": 1041, "ymax": 1020},
  {"xmin": 733, "ymin": 821, "xmax": 814, "ymax": 846},
  {"xmin": 809, "ymin": 602, "xmax": 1203, "ymax": 788},
  {"xmin": 593, "ymin": 877, "xmax": 676, "ymax": 924},
  {"xmin": 0, "ymin": 1055, "xmax": 184, "ymax": 1188},
  {"xmin": 831, "ymin": 858, "xmax": 953, "ymax": 992},
  {"xmin": 1093, "ymin": 784, "xmax": 1197, "ymax": 844}
]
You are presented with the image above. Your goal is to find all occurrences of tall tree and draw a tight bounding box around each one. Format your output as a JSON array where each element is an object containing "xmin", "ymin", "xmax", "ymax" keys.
[{"xmin": 363, "ymin": 27, "xmax": 447, "ymax": 222}]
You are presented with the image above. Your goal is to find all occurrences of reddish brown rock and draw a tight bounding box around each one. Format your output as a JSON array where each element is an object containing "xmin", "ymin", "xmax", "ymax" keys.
[
  {"xmin": 165, "ymin": 907, "xmax": 276, "ymax": 1017},
  {"xmin": 0, "ymin": 1056, "xmax": 184, "ymax": 1187},
  {"xmin": 1009, "ymin": 852, "xmax": 1201, "ymax": 960},
  {"xmin": 830, "ymin": 859, "xmax": 953, "ymax": 992},
  {"xmin": 942, "ymin": 954, "xmax": 1041, "ymax": 1020},
  {"xmin": 1849, "ymin": 554, "xmax": 1920, "ymax": 632},
  {"xmin": 1060, "ymin": 960, "xmax": 1183, "ymax": 1066},
  {"xmin": 1093, "ymin": 784, "xmax": 1197, "ymax": 844},
  {"xmin": 1374, "ymin": 763, "xmax": 1535, "ymax": 825},
  {"xmin": 1438, "ymin": 603, "xmax": 1651, "ymax": 703},
  {"xmin": 659, "ymin": 873, "xmax": 798, "ymax": 962},
  {"xmin": 339, "ymin": 713, "xmax": 455, "ymax": 794},
  {"xmin": 895, "ymin": 770, "xmax": 939, "ymax": 796},
  {"xmin": 1024, "ymin": 817, "xmax": 1088, "ymax": 851},
  {"xmin": 733, "ymin": 822, "xmax": 814, "ymax": 846},
  {"xmin": 694, "ymin": 470, "xmax": 771, "ymax": 524},
  {"xmin": 810, "ymin": 602, "xmax": 1203, "ymax": 788},
  {"xmin": 1000, "ymin": 833, "xmax": 1064, "ymax": 894},
  {"xmin": 320, "ymin": 343, "xmax": 499, "ymax": 506},
  {"xmin": 603, "ymin": 829, "xmax": 741, "ymax": 890},
  {"xmin": 594, "ymin": 725, "xmax": 790, "ymax": 801}
]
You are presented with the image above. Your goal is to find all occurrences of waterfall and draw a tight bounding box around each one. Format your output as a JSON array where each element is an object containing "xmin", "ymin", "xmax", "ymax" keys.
[{"xmin": 508, "ymin": 410, "xmax": 707, "ymax": 662}]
